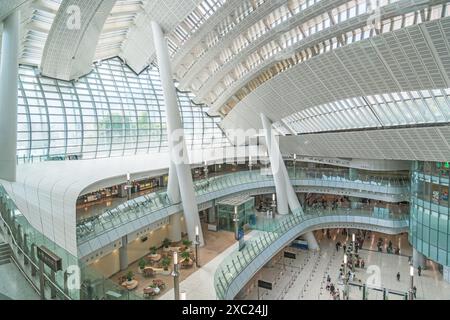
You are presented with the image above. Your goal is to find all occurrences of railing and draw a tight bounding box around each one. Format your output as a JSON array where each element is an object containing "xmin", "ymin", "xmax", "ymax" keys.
[
  {"xmin": 77, "ymin": 168, "xmax": 409, "ymax": 242},
  {"xmin": 214, "ymin": 207, "xmax": 409, "ymax": 300},
  {"xmin": 17, "ymin": 153, "xmax": 82, "ymax": 164},
  {"xmin": 0, "ymin": 185, "xmax": 74, "ymax": 300},
  {"xmin": 0, "ymin": 185, "xmax": 143, "ymax": 300}
]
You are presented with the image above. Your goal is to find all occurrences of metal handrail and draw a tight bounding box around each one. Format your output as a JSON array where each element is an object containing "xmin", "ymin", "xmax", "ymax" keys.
[
  {"xmin": 0, "ymin": 209, "xmax": 71, "ymax": 300},
  {"xmin": 214, "ymin": 211, "xmax": 409, "ymax": 300}
]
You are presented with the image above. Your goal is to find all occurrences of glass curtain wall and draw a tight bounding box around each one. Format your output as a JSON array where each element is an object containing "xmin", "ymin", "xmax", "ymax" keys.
[
  {"xmin": 410, "ymin": 161, "xmax": 450, "ymax": 267},
  {"xmin": 17, "ymin": 58, "xmax": 228, "ymax": 162}
]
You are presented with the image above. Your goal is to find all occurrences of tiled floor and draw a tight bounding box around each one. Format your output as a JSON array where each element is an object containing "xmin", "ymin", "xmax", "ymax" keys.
[
  {"xmin": 110, "ymin": 228, "xmax": 249, "ymax": 299},
  {"xmin": 158, "ymin": 230, "xmax": 262, "ymax": 300},
  {"xmin": 242, "ymin": 229, "xmax": 450, "ymax": 300}
]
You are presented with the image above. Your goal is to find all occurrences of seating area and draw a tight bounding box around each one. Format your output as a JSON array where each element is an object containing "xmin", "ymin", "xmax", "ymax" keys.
[
  {"xmin": 112, "ymin": 237, "xmax": 197, "ymax": 298},
  {"xmin": 143, "ymin": 279, "xmax": 167, "ymax": 299}
]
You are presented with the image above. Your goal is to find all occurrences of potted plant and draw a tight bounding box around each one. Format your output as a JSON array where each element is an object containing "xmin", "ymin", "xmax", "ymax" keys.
[
  {"xmin": 182, "ymin": 239, "xmax": 192, "ymax": 252},
  {"xmin": 138, "ymin": 258, "xmax": 146, "ymax": 274},
  {"xmin": 181, "ymin": 250, "xmax": 192, "ymax": 265},
  {"xmin": 162, "ymin": 238, "xmax": 171, "ymax": 252},
  {"xmin": 149, "ymin": 246, "xmax": 158, "ymax": 256},
  {"xmin": 126, "ymin": 270, "xmax": 134, "ymax": 282},
  {"xmin": 161, "ymin": 256, "xmax": 171, "ymax": 274}
]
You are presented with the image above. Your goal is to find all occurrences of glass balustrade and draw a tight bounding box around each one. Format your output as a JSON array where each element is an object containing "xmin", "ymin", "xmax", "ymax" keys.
[
  {"xmin": 77, "ymin": 168, "xmax": 409, "ymax": 242},
  {"xmin": 214, "ymin": 205, "xmax": 409, "ymax": 300},
  {"xmin": 0, "ymin": 185, "xmax": 143, "ymax": 300}
]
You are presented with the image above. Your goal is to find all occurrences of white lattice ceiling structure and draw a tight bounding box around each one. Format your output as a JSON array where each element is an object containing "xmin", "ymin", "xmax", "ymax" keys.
[{"xmin": 2, "ymin": 0, "xmax": 450, "ymax": 161}]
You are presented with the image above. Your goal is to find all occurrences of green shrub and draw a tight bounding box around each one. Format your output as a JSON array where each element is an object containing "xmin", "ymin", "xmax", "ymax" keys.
[
  {"xmin": 182, "ymin": 239, "xmax": 192, "ymax": 248},
  {"xmin": 162, "ymin": 238, "xmax": 171, "ymax": 248},
  {"xmin": 126, "ymin": 270, "xmax": 134, "ymax": 281},
  {"xmin": 149, "ymin": 246, "xmax": 157, "ymax": 255},
  {"xmin": 138, "ymin": 259, "xmax": 146, "ymax": 270},
  {"xmin": 181, "ymin": 251, "xmax": 191, "ymax": 261},
  {"xmin": 161, "ymin": 256, "xmax": 171, "ymax": 270}
]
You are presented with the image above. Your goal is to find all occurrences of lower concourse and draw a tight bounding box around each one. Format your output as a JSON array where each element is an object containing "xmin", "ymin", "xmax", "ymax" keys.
[{"xmin": 1, "ymin": 0, "xmax": 450, "ymax": 303}]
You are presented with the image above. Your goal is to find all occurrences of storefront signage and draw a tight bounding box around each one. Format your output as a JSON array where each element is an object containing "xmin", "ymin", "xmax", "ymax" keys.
[{"xmin": 37, "ymin": 246, "xmax": 62, "ymax": 272}]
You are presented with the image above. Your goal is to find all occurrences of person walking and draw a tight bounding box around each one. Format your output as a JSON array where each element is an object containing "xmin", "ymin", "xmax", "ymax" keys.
[
  {"xmin": 396, "ymin": 272, "xmax": 400, "ymax": 281},
  {"xmin": 413, "ymin": 286, "xmax": 417, "ymax": 299},
  {"xmin": 418, "ymin": 266, "xmax": 422, "ymax": 276}
]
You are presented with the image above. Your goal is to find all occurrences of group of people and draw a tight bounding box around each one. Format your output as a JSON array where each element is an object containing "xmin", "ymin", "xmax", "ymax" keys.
[
  {"xmin": 306, "ymin": 195, "xmax": 351, "ymax": 211},
  {"xmin": 325, "ymin": 275, "xmax": 340, "ymax": 300},
  {"xmin": 376, "ymin": 238, "xmax": 401, "ymax": 254}
]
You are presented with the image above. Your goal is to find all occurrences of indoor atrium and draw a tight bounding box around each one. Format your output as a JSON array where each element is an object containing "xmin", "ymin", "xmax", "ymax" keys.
[{"xmin": 1, "ymin": 0, "xmax": 450, "ymax": 305}]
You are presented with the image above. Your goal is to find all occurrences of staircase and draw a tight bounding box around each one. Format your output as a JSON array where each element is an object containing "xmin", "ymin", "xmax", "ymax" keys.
[{"xmin": 0, "ymin": 242, "xmax": 11, "ymax": 265}]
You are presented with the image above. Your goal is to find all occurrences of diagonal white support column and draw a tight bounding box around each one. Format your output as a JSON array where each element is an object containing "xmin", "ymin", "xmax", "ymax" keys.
[
  {"xmin": 260, "ymin": 114, "xmax": 289, "ymax": 215},
  {"xmin": 151, "ymin": 21, "xmax": 204, "ymax": 246},
  {"xmin": 261, "ymin": 114, "xmax": 319, "ymax": 250},
  {"xmin": 167, "ymin": 142, "xmax": 182, "ymax": 243},
  {"xmin": 0, "ymin": 11, "xmax": 20, "ymax": 182}
]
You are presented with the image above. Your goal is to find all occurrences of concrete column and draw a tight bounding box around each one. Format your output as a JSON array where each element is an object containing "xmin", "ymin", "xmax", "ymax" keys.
[
  {"xmin": 261, "ymin": 114, "xmax": 318, "ymax": 250},
  {"xmin": 169, "ymin": 212, "xmax": 182, "ymax": 242},
  {"xmin": 0, "ymin": 11, "xmax": 20, "ymax": 182},
  {"xmin": 298, "ymin": 193, "xmax": 306, "ymax": 206},
  {"xmin": 159, "ymin": 175, "xmax": 166, "ymax": 188},
  {"xmin": 303, "ymin": 232, "xmax": 319, "ymax": 251},
  {"xmin": 260, "ymin": 114, "xmax": 289, "ymax": 215},
  {"xmin": 443, "ymin": 265, "xmax": 450, "ymax": 284},
  {"xmin": 412, "ymin": 247, "xmax": 426, "ymax": 269},
  {"xmin": 167, "ymin": 160, "xmax": 181, "ymax": 203},
  {"xmin": 349, "ymin": 196, "xmax": 360, "ymax": 209},
  {"xmin": 349, "ymin": 168, "xmax": 358, "ymax": 180},
  {"xmin": 208, "ymin": 202, "xmax": 216, "ymax": 223},
  {"xmin": 119, "ymin": 236, "xmax": 128, "ymax": 271},
  {"xmin": 151, "ymin": 21, "xmax": 204, "ymax": 246}
]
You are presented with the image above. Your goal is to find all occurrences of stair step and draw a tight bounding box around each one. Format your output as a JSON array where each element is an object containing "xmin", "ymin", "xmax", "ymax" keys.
[{"xmin": 0, "ymin": 258, "xmax": 10, "ymax": 266}]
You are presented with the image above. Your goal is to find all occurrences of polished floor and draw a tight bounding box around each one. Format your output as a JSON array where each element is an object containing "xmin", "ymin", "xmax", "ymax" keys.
[
  {"xmin": 241, "ymin": 229, "xmax": 450, "ymax": 300},
  {"xmin": 159, "ymin": 230, "xmax": 262, "ymax": 300},
  {"xmin": 110, "ymin": 227, "xmax": 242, "ymax": 299}
]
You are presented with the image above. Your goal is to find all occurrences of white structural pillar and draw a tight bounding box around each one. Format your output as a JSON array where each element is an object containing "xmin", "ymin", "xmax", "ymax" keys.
[
  {"xmin": 260, "ymin": 114, "xmax": 289, "ymax": 215},
  {"xmin": 167, "ymin": 153, "xmax": 181, "ymax": 203},
  {"xmin": 169, "ymin": 213, "xmax": 182, "ymax": 242},
  {"xmin": 167, "ymin": 145, "xmax": 182, "ymax": 243},
  {"xmin": 151, "ymin": 21, "xmax": 204, "ymax": 246},
  {"xmin": 119, "ymin": 235, "xmax": 128, "ymax": 271},
  {"xmin": 412, "ymin": 247, "xmax": 426, "ymax": 268},
  {"xmin": 443, "ymin": 265, "xmax": 450, "ymax": 284},
  {"xmin": 0, "ymin": 11, "xmax": 20, "ymax": 182},
  {"xmin": 261, "ymin": 114, "xmax": 318, "ymax": 250}
]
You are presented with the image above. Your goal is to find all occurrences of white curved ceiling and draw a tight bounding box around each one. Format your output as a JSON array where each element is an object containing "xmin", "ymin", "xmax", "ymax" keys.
[
  {"xmin": 40, "ymin": 0, "xmax": 117, "ymax": 80},
  {"xmin": 2, "ymin": 0, "xmax": 450, "ymax": 141},
  {"xmin": 220, "ymin": 15, "xmax": 450, "ymax": 132}
]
